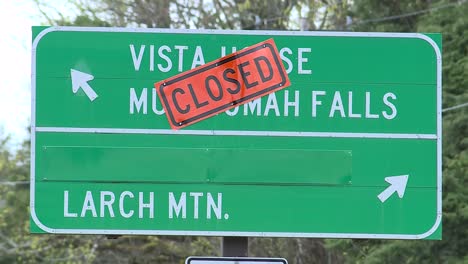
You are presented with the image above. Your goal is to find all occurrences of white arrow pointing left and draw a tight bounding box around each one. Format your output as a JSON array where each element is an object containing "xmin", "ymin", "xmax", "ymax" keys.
[
  {"xmin": 70, "ymin": 69, "xmax": 98, "ymax": 101},
  {"xmin": 377, "ymin": 175, "xmax": 409, "ymax": 203}
]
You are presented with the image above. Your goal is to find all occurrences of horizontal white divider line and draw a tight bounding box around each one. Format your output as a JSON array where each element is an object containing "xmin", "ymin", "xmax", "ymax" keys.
[{"xmin": 35, "ymin": 127, "xmax": 438, "ymax": 140}]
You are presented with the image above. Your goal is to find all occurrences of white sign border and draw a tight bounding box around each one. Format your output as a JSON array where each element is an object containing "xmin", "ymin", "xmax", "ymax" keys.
[
  {"xmin": 185, "ymin": 256, "xmax": 288, "ymax": 264},
  {"xmin": 31, "ymin": 26, "xmax": 442, "ymax": 239}
]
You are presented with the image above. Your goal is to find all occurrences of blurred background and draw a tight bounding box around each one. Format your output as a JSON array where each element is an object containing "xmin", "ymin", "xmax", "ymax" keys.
[{"xmin": 0, "ymin": 0, "xmax": 467, "ymax": 263}]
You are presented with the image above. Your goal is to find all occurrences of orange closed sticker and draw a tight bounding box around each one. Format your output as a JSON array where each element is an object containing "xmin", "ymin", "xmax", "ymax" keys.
[{"xmin": 154, "ymin": 39, "xmax": 291, "ymax": 129}]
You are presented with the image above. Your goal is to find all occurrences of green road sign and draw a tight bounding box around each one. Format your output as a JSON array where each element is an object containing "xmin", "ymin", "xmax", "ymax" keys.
[{"xmin": 31, "ymin": 27, "xmax": 441, "ymax": 239}]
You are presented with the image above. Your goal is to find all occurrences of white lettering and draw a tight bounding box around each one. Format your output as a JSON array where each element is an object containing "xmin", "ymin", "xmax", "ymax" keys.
[
  {"xmin": 81, "ymin": 191, "xmax": 97, "ymax": 217},
  {"xmin": 158, "ymin": 45, "xmax": 172, "ymax": 72},
  {"xmin": 130, "ymin": 44, "xmax": 145, "ymax": 71},
  {"xmin": 382, "ymin": 92, "xmax": 397, "ymax": 120},
  {"xmin": 150, "ymin": 45, "xmax": 154, "ymax": 71},
  {"xmin": 244, "ymin": 98, "xmax": 261, "ymax": 116},
  {"xmin": 207, "ymin": 193, "xmax": 222, "ymax": 220},
  {"xmin": 191, "ymin": 46, "xmax": 205, "ymax": 69},
  {"xmin": 175, "ymin": 45, "xmax": 188, "ymax": 72},
  {"xmin": 225, "ymin": 106, "xmax": 239, "ymax": 116},
  {"xmin": 264, "ymin": 93, "xmax": 280, "ymax": 116},
  {"xmin": 100, "ymin": 191, "xmax": 115, "ymax": 218},
  {"xmin": 64, "ymin": 190, "xmax": 77, "ymax": 218},
  {"xmin": 284, "ymin": 90, "xmax": 300, "ymax": 116},
  {"xmin": 348, "ymin": 91, "xmax": 362, "ymax": 118},
  {"xmin": 119, "ymin": 191, "xmax": 134, "ymax": 218},
  {"xmin": 312, "ymin": 91, "xmax": 326, "ymax": 117},
  {"xmin": 130, "ymin": 88, "xmax": 147, "ymax": 114},
  {"xmin": 169, "ymin": 192, "xmax": 186, "ymax": 219},
  {"xmin": 221, "ymin": 46, "xmax": 237, "ymax": 57},
  {"xmin": 329, "ymin": 91, "xmax": 345, "ymax": 118},
  {"xmin": 139, "ymin": 192, "xmax": 154, "ymax": 219},
  {"xmin": 152, "ymin": 89, "xmax": 165, "ymax": 115},
  {"xmin": 190, "ymin": 192, "xmax": 203, "ymax": 219},
  {"xmin": 298, "ymin": 48, "xmax": 312, "ymax": 74},
  {"xmin": 280, "ymin": 48, "xmax": 293, "ymax": 74},
  {"xmin": 365, "ymin": 92, "xmax": 379, "ymax": 118}
]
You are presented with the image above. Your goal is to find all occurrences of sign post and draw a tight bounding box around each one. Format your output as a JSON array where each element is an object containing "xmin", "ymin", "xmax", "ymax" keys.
[
  {"xmin": 222, "ymin": 237, "xmax": 248, "ymax": 257},
  {"xmin": 31, "ymin": 27, "xmax": 441, "ymax": 239}
]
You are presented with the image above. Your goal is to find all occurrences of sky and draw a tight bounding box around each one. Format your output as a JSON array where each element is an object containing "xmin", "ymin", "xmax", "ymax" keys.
[{"xmin": 0, "ymin": 0, "xmax": 74, "ymax": 147}]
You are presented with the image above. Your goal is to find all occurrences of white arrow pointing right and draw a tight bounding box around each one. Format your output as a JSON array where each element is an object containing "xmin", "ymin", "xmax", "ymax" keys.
[
  {"xmin": 70, "ymin": 69, "xmax": 98, "ymax": 101},
  {"xmin": 377, "ymin": 175, "xmax": 409, "ymax": 203}
]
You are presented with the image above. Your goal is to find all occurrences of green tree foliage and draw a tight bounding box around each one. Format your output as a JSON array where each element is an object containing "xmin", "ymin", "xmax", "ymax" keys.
[
  {"xmin": 0, "ymin": 129, "xmax": 98, "ymax": 263},
  {"xmin": 0, "ymin": 131, "xmax": 28, "ymax": 264},
  {"xmin": 328, "ymin": 1, "xmax": 468, "ymax": 263},
  {"xmin": 250, "ymin": 237, "xmax": 343, "ymax": 263},
  {"xmin": 60, "ymin": 0, "xmax": 342, "ymax": 31},
  {"xmin": 421, "ymin": 0, "xmax": 468, "ymax": 261},
  {"xmin": 348, "ymin": 0, "xmax": 431, "ymax": 32},
  {"xmin": 86, "ymin": 235, "xmax": 219, "ymax": 263}
]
